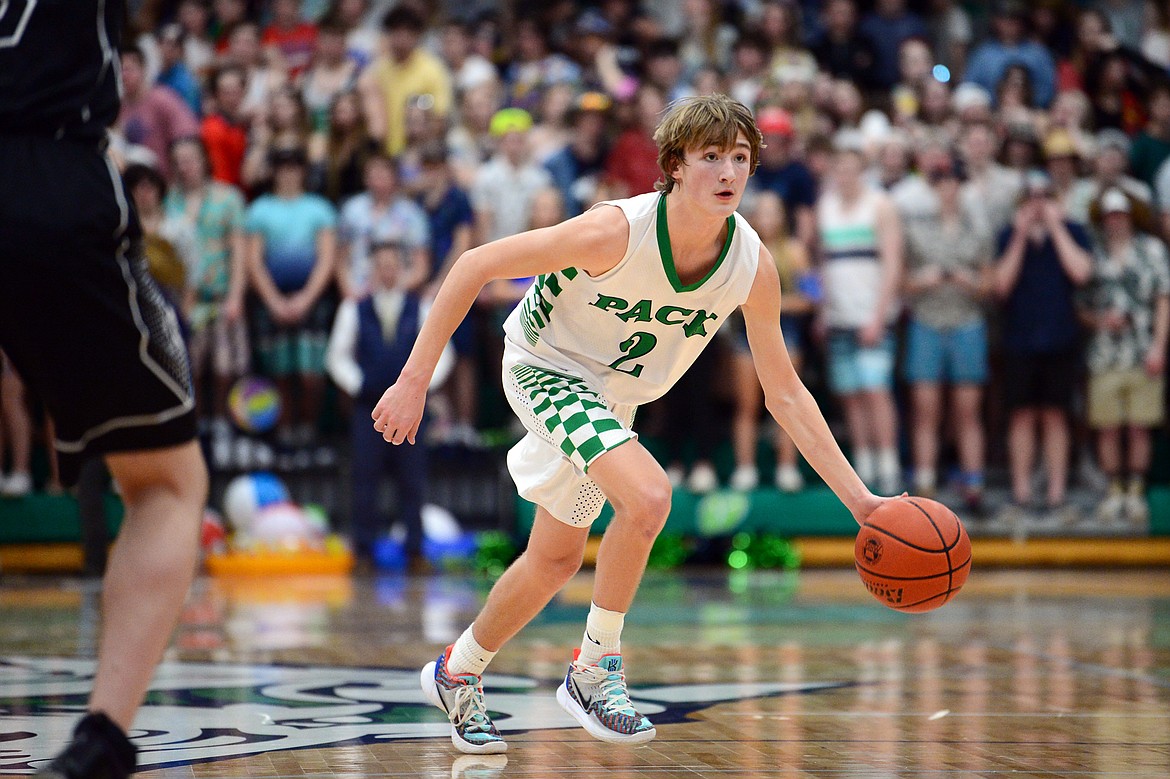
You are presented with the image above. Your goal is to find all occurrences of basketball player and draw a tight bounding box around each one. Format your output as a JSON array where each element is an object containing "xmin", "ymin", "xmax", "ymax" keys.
[
  {"xmin": 0, "ymin": 3, "xmax": 207, "ymax": 777},
  {"xmin": 372, "ymin": 94, "xmax": 897, "ymax": 753}
]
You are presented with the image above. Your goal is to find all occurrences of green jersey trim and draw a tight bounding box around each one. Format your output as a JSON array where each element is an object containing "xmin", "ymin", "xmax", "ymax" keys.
[{"xmin": 656, "ymin": 193, "xmax": 737, "ymax": 293}]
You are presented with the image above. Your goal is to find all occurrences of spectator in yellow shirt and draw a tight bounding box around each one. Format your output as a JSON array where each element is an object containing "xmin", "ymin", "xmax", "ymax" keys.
[{"xmin": 359, "ymin": 6, "xmax": 454, "ymax": 156}]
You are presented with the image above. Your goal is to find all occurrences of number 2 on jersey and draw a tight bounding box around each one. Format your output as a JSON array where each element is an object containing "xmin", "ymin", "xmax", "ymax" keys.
[{"xmin": 609, "ymin": 331, "xmax": 658, "ymax": 377}]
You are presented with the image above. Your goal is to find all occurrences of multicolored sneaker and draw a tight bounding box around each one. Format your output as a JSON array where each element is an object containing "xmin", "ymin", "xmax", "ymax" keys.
[
  {"xmin": 556, "ymin": 650, "xmax": 656, "ymax": 744},
  {"xmin": 421, "ymin": 646, "xmax": 507, "ymax": 754}
]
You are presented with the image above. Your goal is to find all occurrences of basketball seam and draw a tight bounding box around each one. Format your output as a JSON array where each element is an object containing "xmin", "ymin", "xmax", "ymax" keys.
[
  {"xmin": 906, "ymin": 498, "xmax": 958, "ymax": 606},
  {"xmin": 862, "ymin": 522, "xmax": 960, "ymax": 554},
  {"xmin": 854, "ymin": 556, "xmax": 971, "ymax": 582}
]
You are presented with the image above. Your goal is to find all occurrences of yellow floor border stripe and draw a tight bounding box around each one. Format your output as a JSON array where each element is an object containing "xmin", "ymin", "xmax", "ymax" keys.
[{"xmin": 5, "ymin": 537, "xmax": 1170, "ymax": 573}]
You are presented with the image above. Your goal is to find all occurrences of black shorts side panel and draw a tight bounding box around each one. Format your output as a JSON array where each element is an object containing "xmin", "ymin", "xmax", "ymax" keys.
[{"xmin": 0, "ymin": 136, "xmax": 196, "ymax": 484}]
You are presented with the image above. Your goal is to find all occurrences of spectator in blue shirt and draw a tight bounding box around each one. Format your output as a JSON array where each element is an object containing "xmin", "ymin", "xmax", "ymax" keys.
[
  {"xmin": 964, "ymin": 1, "xmax": 1057, "ymax": 108},
  {"xmin": 157, "ymin": 24, "xmax": 203, "ymax": 117},
  {"xmin": 859, "ymin": 0, "xmax": 929, "ymax": 90},
  {"xmin": 245, "ymin": 147, "xmax": 338, "ymax": 457},
  {"xmin": 748, "ymin": 107, "xmax": 817, "ymax": 249}
]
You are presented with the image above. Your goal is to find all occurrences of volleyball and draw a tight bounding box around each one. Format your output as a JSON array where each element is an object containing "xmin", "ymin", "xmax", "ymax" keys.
[{"xmin": 228, "ymin": 375, "xmax": 282, "ymax": 434}]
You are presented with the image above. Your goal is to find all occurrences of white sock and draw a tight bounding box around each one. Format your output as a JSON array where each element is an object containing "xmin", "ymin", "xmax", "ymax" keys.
[
  {"xmin": 877, "ymin": 448, "xmax": 900, "ymax": 480},
  {"xmin": 579, "ymin": 602, "xmax": 625, "ymax": 666},
  {"xmin": 447, "ymin": 625, "xmax": 496, "ymax": 678},
  {"xmin": 854, "ymin": 448, "xmax": 876, "ymax": 485}
]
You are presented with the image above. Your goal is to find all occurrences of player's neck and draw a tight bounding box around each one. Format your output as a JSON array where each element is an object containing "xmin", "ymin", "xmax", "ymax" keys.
[{"xmin": 662, "ymin": 192, "xmax": 729, "ymax": 255}]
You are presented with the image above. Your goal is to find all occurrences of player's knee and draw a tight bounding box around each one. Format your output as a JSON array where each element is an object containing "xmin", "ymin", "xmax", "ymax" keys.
[
  {"xmin": 615, "ymin": 479, "xmax": 672, "ymax": 536},
  {"xmin": 526, "ymin": 547, "xmax": 582, "ymax": 586}
]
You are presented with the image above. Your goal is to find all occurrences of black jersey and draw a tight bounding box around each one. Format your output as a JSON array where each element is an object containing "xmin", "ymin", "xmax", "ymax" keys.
[{"xmin": 0, "ymin": 0, "xmax": 124, "ymax": 141}]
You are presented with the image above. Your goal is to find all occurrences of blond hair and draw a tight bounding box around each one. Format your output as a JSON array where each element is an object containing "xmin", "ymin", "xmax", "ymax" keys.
[{"xmin": 653, "ymin": 94, "xmax": 763, "ymax": 194}]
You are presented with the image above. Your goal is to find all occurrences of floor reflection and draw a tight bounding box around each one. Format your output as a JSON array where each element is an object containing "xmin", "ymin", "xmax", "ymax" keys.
[{"xmin": 0, "ymin": 569, "xmax": 1166, "ymax": 777}]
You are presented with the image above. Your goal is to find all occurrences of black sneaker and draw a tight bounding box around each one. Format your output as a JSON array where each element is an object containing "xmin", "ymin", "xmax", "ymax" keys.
[{"xmin": 34, "ymin": 712, "xmax": 136, "ymax": 779}]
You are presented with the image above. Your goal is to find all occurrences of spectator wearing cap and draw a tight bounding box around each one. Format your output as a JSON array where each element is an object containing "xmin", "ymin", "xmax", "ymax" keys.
[
  {"xmin": 964, "ymin": 1, "xmax": 1056, "ymax": 108},
  {"xmin": 951, "ymin": 82, "xmax": 993, "ymax": 126},
  {"xmin": 503, "ymin": 19, "xmax": 582, "ymax": 115},
  {"xmin": 1129, "ymin": 82, "xmax": 1170, "ymax": 188},
  {"xmin": 901, "ymin": 154, "xmax": 993, "ymax": 513},
  {"xmin": 817, "ymin": 132, "xmax": 905, "ymax": 495},
  {"xmin": 116, "ymin": 46, "xmax": 200, "ymax": 178},
  {"xmin": 1079, "ymin": 187, "xmax": 1169, "ymax": 526},
  {"xmin": 1043, "ymin": 129, "xmax": 1089, "ymax": 226},
  {"xmin": 544, "ymin": 91, "xmax": 612, "ymax": 216},
  {"xmin": 262, "ymin": 0, "xmax": 318, "ymax": 80},
  {"xmin": 337, "ymin": 154, "xmax": 430, "ymax": 300},
  {"xmin": 244, "ymin": 147, "xmax": 339, "ymax": 457},
  {"xmin": 859, "ymin": 0, "xmax": 928, "ymax": 91},
  {"xmin": 749, "ymin": 106, "xmax": 817, "ymax": 250},
  {"xmin": 157, "ymin": 24, "xmax": 203, "ymax": 117},
  {"xmin": 603, "ymin": 84, "xmax": 666, "ymax": 200},
  {"xmin": 472, "ymin": 108, "xmax": 553, "ymax": 244},
  {"xmin": 809, "ymin": 0, "xmax": 880, "ymax": 91},
  {"xmin": 1067, "ymin": 128, "xmax": 1154, "ymax": 225},
  {"xmin": 359, "ymin": 6, "xmax": 453, "ymax": 157},
  {"xmin": 993, "ymin": 170, "xmax": 1094, "ymax": 519},
  {"xmin": 201, "ymin": 65, "xmax": 250, "ymax": 188},
  {"xmin": 959, "ymin": 122, "xmax": 1021, "ymax": 237}
]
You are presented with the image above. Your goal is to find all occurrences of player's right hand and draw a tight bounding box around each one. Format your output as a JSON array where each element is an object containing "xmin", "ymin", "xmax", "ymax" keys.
[{"xmin": 371, "ymin": 378, "xmax": 427, "ymax": 445}]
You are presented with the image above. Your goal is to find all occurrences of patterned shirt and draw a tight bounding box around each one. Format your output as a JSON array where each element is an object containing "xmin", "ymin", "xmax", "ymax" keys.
[
  {"xmin": 164, "ymin": 182, "xmax": 246, "ymax": 303},
  {"xmin": 1081, "ymin": 235, "xmax": 1170, "ymax": 372},
  {"xmin": 904, "ymin": 206, "xmax": 991, "ymax": 330}
]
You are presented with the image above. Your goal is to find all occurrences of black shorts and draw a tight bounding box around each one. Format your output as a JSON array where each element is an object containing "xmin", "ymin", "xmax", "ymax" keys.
[
  {"xmin": 1002, "ymin": 349, "xmax": 1081, "ymax": 411},
  {"xmin": 0, "ymin": 135, "xmax": 196, "ymax": 485}
]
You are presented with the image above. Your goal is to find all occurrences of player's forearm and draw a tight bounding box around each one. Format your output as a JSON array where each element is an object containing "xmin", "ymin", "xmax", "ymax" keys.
[
  {"xmin": 399, "ymin": 252, "xmax": 488, "ymax": 385},
  {"xmin": 767, "ymin": 383, "xmax": 871, "ymax": 522}
]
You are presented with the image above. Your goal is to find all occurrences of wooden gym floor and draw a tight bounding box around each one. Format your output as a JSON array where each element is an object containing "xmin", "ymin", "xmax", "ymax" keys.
[{"xmin": 1, "ymin": 568, "xmax": 1169, "ymax": 778}]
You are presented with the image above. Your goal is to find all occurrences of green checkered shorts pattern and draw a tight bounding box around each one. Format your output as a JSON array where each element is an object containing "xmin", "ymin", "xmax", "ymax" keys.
[{"xmin": 509, "ymin": 364, "xmax": 634, "ymax": 473}]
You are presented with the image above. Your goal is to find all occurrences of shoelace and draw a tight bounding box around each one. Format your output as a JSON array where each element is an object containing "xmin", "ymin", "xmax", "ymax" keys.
[
  {"xmin": 450, "ymin": 682, "xmax": 496, "ymax": 734},
  {"xmin": 575, "ymin": 664, "xmax": 639, "ymax": 718}
]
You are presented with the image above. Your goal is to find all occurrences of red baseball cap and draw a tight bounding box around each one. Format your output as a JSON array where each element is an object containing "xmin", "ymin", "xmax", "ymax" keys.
[{"xmin": 756, "ymin": 107, "xmax": 794, "ymax": 137}]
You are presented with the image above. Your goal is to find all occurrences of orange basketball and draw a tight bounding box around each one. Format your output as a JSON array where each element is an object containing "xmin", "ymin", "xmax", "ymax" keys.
[{"xmin": 854, "ymin": 496, "xmax": 972, "ymax": 613}]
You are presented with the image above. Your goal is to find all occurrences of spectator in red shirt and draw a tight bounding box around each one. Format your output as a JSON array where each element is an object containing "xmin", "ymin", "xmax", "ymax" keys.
[
  {"xmin": 263, "ymin": 0, "xmax": 319, "ymax": 79},
  {"xmin": 117, "ymin": 46, "xmax": 200, "ymax": 177},
  {"xmin": 201, "ymin": 65, "xmax": 249, "ymax": 187},
  {"xmin": 603, "ymin": 84, "xmax": 666, "ymax": 198}
]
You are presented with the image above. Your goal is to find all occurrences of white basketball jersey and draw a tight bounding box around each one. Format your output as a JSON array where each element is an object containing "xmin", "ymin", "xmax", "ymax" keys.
[{"xmin": 502, "ymin": 192, "xmax": 761, "ymax": 406}]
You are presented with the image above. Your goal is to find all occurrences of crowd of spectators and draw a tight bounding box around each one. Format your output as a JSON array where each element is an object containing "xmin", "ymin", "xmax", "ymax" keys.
[{"xmin": 3, "ymin": 0, "xmax": 1170, "ymax": 535}]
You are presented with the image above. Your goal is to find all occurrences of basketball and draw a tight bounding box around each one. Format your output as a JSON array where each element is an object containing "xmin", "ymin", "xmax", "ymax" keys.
[
  {"xmin": 228, "ymin": 375, "xmax": 282, "ymax": 433},
  {"xmin": 854, "ymin": 496, "xmax": 972, "ymax": 613}
]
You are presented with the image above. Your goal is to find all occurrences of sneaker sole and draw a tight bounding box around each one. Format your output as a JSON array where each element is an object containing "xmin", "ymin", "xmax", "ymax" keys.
[
  {"xmin": 419, "ymin": 662, "xmax": 508, "ymax": 755},
  {"xmin": 556, "ymin": 682, "xmax": 656, "ymax": 745}
]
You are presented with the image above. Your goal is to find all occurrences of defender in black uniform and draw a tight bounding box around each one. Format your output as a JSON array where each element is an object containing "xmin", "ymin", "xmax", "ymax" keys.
[{"xmin": 0, "ymin": 2, "xmax": 207, "ymax": 777}]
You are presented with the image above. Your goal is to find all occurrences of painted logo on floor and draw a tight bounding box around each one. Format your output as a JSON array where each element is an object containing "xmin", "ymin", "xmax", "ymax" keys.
[{"xmin": 0, "ymin": 656, "xmax": 850, "ymax": 772}]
